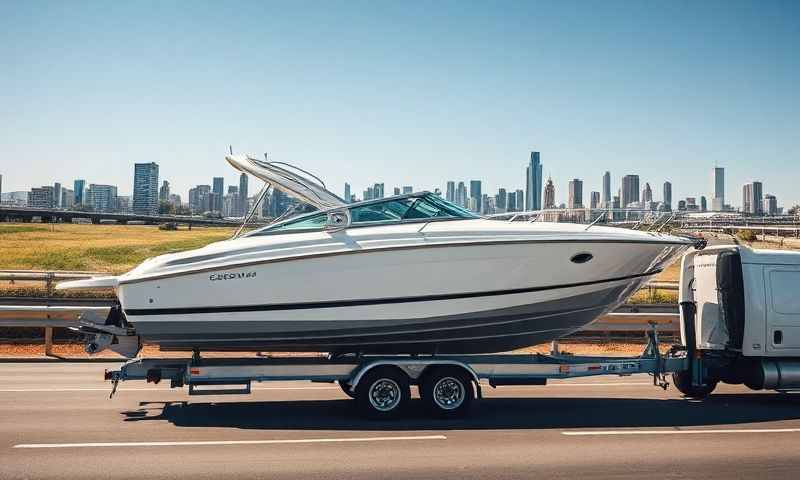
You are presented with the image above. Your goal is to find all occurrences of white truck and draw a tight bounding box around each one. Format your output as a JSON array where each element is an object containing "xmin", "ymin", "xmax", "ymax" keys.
[
  {"xmin": 674, "ymin": 244, "xmax": 800, "ymax": 396},
  {"xmin": 104, "ymin": 244, "xmax": 800, "ymax": 418}
]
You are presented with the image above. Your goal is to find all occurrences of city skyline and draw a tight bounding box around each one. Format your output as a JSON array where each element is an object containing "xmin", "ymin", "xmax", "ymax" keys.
[{"xmin": 1, "ymin": 154, "xmax": 791, "ymax": 216}]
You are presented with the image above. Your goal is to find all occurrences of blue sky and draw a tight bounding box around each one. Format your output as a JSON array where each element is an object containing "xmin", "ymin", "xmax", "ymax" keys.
[{"xmin": 1, "ymin": 0, "xmax": 798, "ymax": 207}]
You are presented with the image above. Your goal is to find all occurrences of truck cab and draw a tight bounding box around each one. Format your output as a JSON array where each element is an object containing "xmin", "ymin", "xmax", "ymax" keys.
[{"xmin": 678, "ymin": 244, "xmax": 800, "ymax": 391}]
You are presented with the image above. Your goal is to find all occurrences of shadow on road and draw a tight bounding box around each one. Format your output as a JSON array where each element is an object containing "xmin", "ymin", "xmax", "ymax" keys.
[{"xmin": 121, "ymin": 393, "xmax": 800, "ymax": 431}]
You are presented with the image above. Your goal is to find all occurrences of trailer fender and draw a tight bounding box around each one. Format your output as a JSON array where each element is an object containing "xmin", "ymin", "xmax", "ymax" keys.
[{"xmin": 349, "ymin": 359, "xmax": 481, "ymax": 396}]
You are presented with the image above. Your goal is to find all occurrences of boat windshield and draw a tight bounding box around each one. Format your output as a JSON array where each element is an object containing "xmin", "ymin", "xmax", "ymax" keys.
[{"xmin": 252, "ymin": 193, "xmax": 477, "ymax": 234}]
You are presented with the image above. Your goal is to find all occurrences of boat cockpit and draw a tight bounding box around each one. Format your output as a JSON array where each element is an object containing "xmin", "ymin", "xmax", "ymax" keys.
[{"xmin": 247, "ymin": 192, "xmax": 478, "ymax": 236}]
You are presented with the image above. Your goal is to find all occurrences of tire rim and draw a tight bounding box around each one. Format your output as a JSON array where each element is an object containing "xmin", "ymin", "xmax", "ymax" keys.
[
  {"xmin": 433, "ymin": 377, "xmax": 465, "ymax": 410},
  {"xmin": 368, "ymin": 378, "xmax": 401, "ymax": 412}
]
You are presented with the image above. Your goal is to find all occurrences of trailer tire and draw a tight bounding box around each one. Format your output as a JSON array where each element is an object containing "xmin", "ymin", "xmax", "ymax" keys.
[
  {"xmin": 355, "ymin": 367, "xmax": 410, "ymax": 419},
  {"xmin": 420, "ymin": 366, "xmax": 474, "ymax": 418},
  {"xmin": 672, "ymin": 370, "xmax": 718, "ymax": 399}
]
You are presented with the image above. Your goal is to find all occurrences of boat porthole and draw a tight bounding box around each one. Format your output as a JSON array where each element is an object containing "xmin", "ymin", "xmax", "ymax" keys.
[{"xmin": 570, "ymin": 253, "xmax": 593, "ymax": 264}]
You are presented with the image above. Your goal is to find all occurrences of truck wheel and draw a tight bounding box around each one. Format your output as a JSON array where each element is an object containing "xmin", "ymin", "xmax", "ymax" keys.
[
  {"xmin": 672, "ymin": 370, "xmax": 718, "ymax": 399},
  {"xmin": 355, "ymin": 367, "xmax": 410, "ymax": 419},
  {"xmin": 338, "ymin": 380, "xmax": 356, "ymax": 399},
  {"xmin": 420, "ymin": 367, "xmax": 474, "ymax": 418}
]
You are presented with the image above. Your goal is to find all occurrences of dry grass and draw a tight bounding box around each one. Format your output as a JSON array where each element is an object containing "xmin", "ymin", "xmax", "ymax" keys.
[{"xmin": 0, "ymin": 223, "xmax": 234, "ymax": 275}]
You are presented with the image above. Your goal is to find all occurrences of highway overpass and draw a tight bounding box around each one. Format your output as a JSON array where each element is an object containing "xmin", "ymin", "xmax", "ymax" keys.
[{"xmin": 0, "ymin": 206, "xmax": 243, "ymax": 226}]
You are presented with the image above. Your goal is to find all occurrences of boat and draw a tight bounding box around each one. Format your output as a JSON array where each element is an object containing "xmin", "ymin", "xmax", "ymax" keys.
[{"xmin": 58, "ymin": 154, "xmax": 696, "ymax": 357}]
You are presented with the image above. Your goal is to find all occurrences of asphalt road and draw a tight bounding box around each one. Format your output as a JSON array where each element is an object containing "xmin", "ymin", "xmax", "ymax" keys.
[{"xmin": 2, "ymin": 362, "xmax": 800, "ymax": 479}]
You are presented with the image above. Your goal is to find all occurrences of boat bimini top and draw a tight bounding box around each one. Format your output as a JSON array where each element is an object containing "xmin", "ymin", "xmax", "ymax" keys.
[{"xmin": 226, "ymin": 154, "xmax": 347, "ymax": 210}]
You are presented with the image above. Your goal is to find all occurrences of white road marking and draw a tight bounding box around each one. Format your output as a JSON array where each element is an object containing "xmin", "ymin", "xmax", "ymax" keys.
[
  {"xmin": 563, "ymin": 428, "xmax": 800, "ymax": 436},
  {"xmin": 14, "ymin": 435, "xmax": 448, "ymax": 449}
]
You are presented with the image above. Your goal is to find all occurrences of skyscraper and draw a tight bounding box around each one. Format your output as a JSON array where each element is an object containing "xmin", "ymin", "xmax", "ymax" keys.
[
  {"xmin": 763, "ymin": 194, "xmax": 778, "ymax": 215},
  {"xmin": 344, "ymin": 183, "xmax": 351, "ymax": 203},
  {"xmin": 159, "ymin": 180, "xmax": 170, "ymax": 202},
  {"xmin": 373, "ymin": 183, "xmax": 385, "ymax": 199},
  {"xmin": 455, "ymin": 182, "xmax": 467, "ymax": 207},
  {"xmin": 700, "ymin": 196, "xmax": 707, "ymax": 212},
  {"xmin": 543, "ymin": 177, "xmax": 556, "ymax": 209},
  {"xmin": 602, "ymin": 171, "xmax": 611, "ymax": 207},
  {"xmin": 393, "ymin": 187, "xmax": 401, "ymax": 196},
  {"xmin": 73, "ymin": 179, "xmax": 85, "ymax": 205},
  {"xmin": 469, "ymin": 180, "xmax": 482, "ymax": 213},
  {"xmin": 133, "ymin": 162, "xmax": 159, "ymax": 215},
  {"xmin": 239, "ymin": 173, "xmax": 249, "ymax": 216},
  {"xmin": 742, "ymin": 181, "xmax": 763, "ymax": 215},
  {"xmin": 53, "ymin": 182, "xmax": 61, "ymax": 208},
  {"xmin": 445, "ymin": 181, "xmax": 455, "ymax": 203},
  {"xmin": 496, "ymin": 188, "xmax": 507, "ymax": 211},
  {"xmin": 663, "ymin": 181, "xmax": 672, "ymax": 210},
  {"xmin": 590, "ymin": 191, "xmax": 600, "ymax": 209},
  {"xmin": 515, "ymin": 190, "xmax": 524, "ymax": 212},
  {"xmin": 402, "ymin": 186, "xmax": 413, "ymax": 194},
  {"xmin": 568, "ymin": 179, "xmax": 583, "ymax": 209},
  {"xmin": 642, "ymin": 182, "xmax": 653, "ymax": 204},
  {"xmin": 620, "ymin": 175, "xmax": 640, "ymax": 208},
  {"xmin": 212, "ymin": 177, "xmax": 224, "ymax": 212},
  {"xmin": 525, "ymin": 152, "xmax": 543, "ymax": 211},
  {"xmin": 712, "ymin": 167, "xmax": 725, "ymax": 211}
]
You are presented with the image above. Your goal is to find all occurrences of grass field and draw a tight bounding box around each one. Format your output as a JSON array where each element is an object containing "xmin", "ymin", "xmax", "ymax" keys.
[{"xmin": 0, "ymin": 223, "xmax": 233, "ymax": 274}]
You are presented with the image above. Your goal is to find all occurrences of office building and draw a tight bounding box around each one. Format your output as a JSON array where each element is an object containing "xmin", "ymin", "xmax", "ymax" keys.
[
  {"xmin": 402, "ymin": 186, "xmax": 413, "ymax": 195},
  {"xmin": 239, "ymin": 173, "xmax": 249, "ymax": 216},
  {"xmin": 621, "ymin": 175, "xmax": 640, "ymax": 208},
  {"xmin": 495, "ymin": 188, "xmax": 507, "ymax": 212},
  {"xmin": 602, "ymin": 171, "xmax": 611, "ymax": 207},
  {"xmin": 469, "ymin": 180, "xmax": 482, "ymax": 213},
  {"xmin": 86, "ymin": 184, "xmax": 118, "ymax": 212},
  {"xmin": 590, "ymin": 191, "xmax": 600, "ymax": 209},
  {"xmin": 188, "ymin": 185, "xmax": 212, "ymax": 213},
  {"xmin": 159, "ymin": 181, "xmax": 170, "ymax": 202},
  {"xmin": 525, "ymin": 151, "xmax": 543, "ymax": 211},
  {"xmin": 73, "ymin": 179, "xmax": 86, "ymax": 205},
  {"xmin": 445, "ymin": 181, "xmax": 455, "ymax": 202},
  {"xmin": 515, "ymin": 190, "xmax": 524, "ymax": 212},
  {"xmin": 53, "ymin": 182, "xmax": 61, "ymax": 208},
  {"xmin": 700, "ymin": 196, "xmax": 707, "ymax": 212},
  {"xmin": 455, "ymin": 182, "xmax": 467, "ymax": 208},
  {"xmin": 373, "ymin": 183, "xmax": 385, "ymax": 199},
  {"xmin": 212, "ymin": 177, "xmax": 224, "ymax": 212},
  {"xmin": 568, "ymin": 179, "xmax": 583, "ymax": 209},
  {"xmin": 543, "ymin": 177, "xmax": 556, "ymax": 209},
  {"xmin": 764, "ymin": 194, "xmax": 778, "ymax": 215},
  {"xmin": 344, "ymin": 183, "xmax": 351, "ymax": 203},
  {"xmin": 641, "ymin": 183, "xmax": 653, "ymax": 204},
  {"xmin": 29, "ymin": 186, "xmax": 55, "ymax": 208},
  {"xmin": 712, "ymin": 167, "xmax": 725, "ymax": 211},
  {"xmin": 133, "ymin": 162, "xmax": 159, "ymax": 215},
  {"xmin": 663, "ymin": 181, "xmax": 672, "ymax": 210},
  {"xmin": 393, "ymin": 187, "xmax": 401, "ymax": 196},
  {"xmin": 61, "ymin": 188, "xmax": 74, "ymax": 209},
  {"xmin": 742, "ymin": 181, "xmax": 763, "ymax": 215},
  {"xmin": 506, "ymin": 191, "xmax": 516, "ymax": 212}
]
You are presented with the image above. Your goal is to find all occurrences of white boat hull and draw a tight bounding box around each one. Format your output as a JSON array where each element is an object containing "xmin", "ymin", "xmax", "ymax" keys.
[{"xmin": 117, "ymin": 239, "xmax": 686, "ymax": 353}]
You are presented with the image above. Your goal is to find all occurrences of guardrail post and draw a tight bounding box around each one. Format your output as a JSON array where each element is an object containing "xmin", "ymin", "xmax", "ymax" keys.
[{"xmin": 44, "ymin": 327, "xmax": 54, "ymax": 357}]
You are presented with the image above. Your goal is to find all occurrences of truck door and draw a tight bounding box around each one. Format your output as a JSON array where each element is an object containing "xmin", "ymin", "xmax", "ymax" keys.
[{"xmin": 765, "ymin": 267, "xmax": 800, "ymax": 355}]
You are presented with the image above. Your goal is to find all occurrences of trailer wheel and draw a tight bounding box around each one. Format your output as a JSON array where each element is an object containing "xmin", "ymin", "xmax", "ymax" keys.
[
  {"xmin": 420, "ymin": 367, "xmax": 474, "ymax": 418},
  {"xmin": 338, "ymin": 380, "xmax": 356, "ymax": 399},
  {"xmin": 355, "ymin": 367, "xmax": 410, "ymax": 419},
  {"xmin": 672, "ymin": 370, "xmax": 718, "ymax": 399}
]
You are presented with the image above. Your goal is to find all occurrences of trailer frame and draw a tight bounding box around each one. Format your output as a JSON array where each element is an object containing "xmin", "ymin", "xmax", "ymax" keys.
[{"xmin": 105, "ymin": 327, "xmax": 691, "ymax": 418}]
